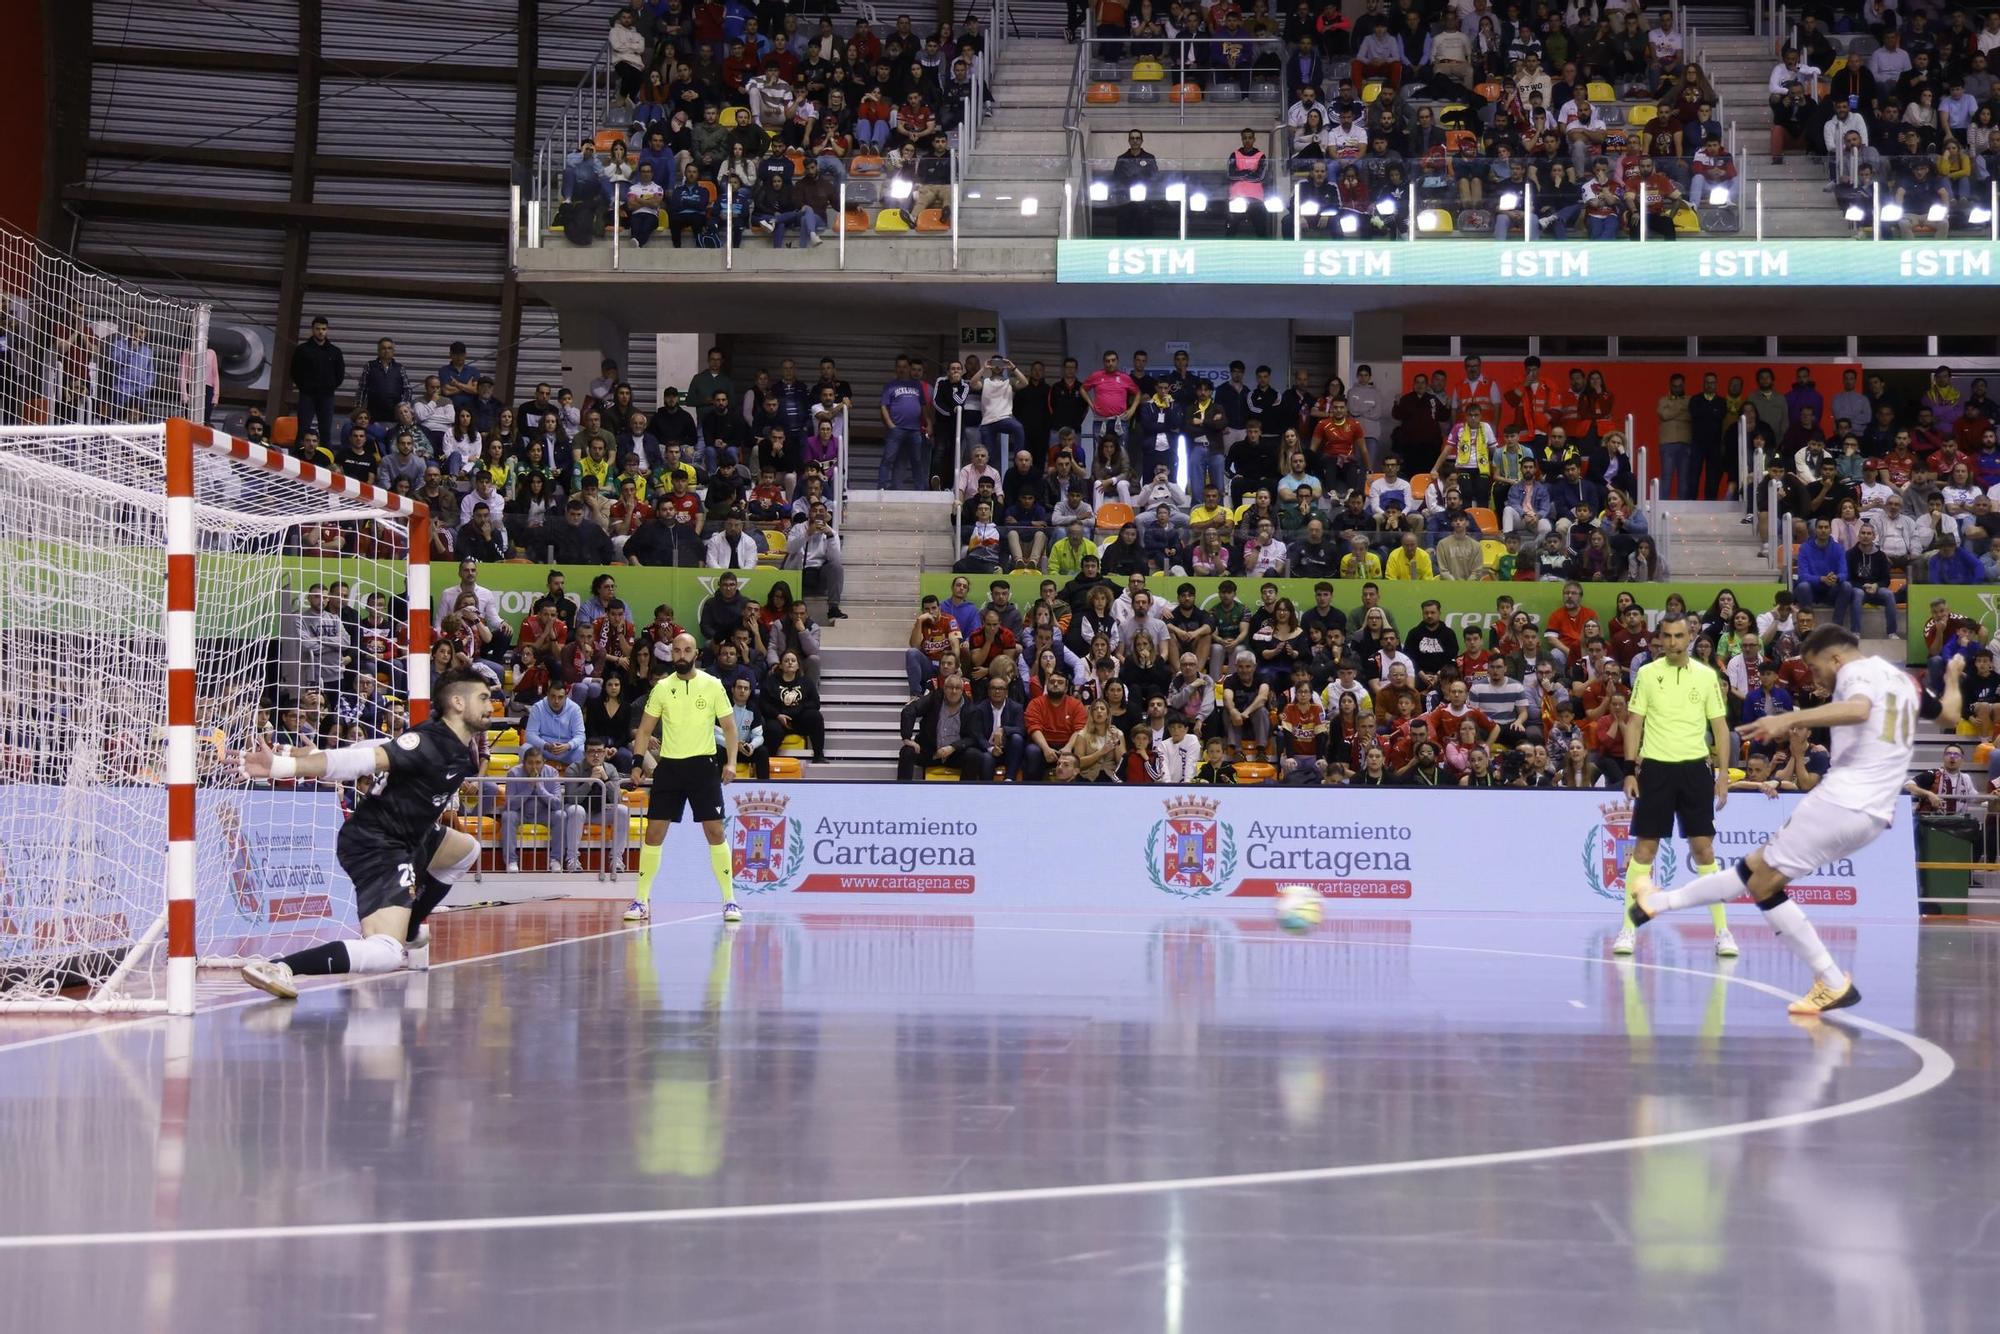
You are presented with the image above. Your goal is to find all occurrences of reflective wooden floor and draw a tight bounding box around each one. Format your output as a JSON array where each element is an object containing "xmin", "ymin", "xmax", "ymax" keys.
[{"xmin": 0, "ymin": 901, "xmax": 1994, "ymax": 1334}]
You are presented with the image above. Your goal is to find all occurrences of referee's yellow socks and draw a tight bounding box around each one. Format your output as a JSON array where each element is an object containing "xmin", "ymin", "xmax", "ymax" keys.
[
  {"xmin": 1695, "ymin": 864, "xmax": 1728, "ymax": 932},
  {"xmin": 710, "ymin": 841, "xmax": 735, "ymax": 904},
  {"xmin": 1625, "ymin": 860, "xmax": 1652, "ymax": 905},
  {"xmin": 636, "ymin": 842, "xmax": 662, "ymax": 904}
]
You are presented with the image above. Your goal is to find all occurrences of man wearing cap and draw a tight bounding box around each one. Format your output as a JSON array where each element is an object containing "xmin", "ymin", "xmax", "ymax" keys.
[
  {"xmin": 438, "ymin": 341, "xmax": 482, "ymax": 411},
  {"xmin": 654, "ymin": 385, "xmax": 699, "ymax": 459}
]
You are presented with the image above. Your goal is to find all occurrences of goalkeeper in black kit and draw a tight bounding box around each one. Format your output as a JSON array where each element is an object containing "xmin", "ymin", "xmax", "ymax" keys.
[{"xmin": 237, "ymin": 672, "xmax": 491, "ymax": 1000}]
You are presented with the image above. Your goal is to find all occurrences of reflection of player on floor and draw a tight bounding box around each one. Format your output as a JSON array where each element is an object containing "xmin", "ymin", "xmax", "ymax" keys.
[
  {"xmin": 1613, "ymin": 612, "xmax": 1737, "ymax": 958},
  {"xmin": 1629, "ymin": 627, "xmax": 1928, "ymax": 1015},
  {"xmin": 626, "ymin": 633, "xmax": 740, "ymax": 925},
  {"xmin": 237, "ymin": 673, "xmax": 490, "ymax": 1000}
]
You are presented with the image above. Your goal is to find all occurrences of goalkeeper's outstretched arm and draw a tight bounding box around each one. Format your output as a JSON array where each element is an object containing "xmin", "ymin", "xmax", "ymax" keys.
[{"xmin": 241, "ymin": 738, "xmax": 390, "ymax": 783}]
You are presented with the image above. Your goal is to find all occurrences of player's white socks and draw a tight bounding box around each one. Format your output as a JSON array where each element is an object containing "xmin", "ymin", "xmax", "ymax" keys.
[
  {"xmin": 1656, "ymin": 867, "xmax": 1741, "ymax": 911},
  {"xmin": 1760, "ymin": 898, "xmax": 1845, "ymax": 989}
]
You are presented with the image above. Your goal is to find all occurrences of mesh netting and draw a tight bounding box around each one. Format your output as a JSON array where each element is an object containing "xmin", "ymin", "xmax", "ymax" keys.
[
  {"xmin": 0, "ymin": 425, "xmax": 413, "ymax": 1008},
  {"xmin": 0, "ymin": 222, "xmax": 208, "ymax": 429}
]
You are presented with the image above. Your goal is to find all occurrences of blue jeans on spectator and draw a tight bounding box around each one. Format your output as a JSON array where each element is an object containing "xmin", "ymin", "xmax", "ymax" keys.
[
  {"xmin": 905, "ymin": 648, "xmax": 938, "ymax": 695},
  {"xmin": 1796, "ymin": 577, "xmax": 1860, "ymax": 631},
  {"xmin": 979, "ymin": 417, "xmax": 1026, "ymax": 458},
  {"xmin": 880, "ymin": 426, "xmax": 927, "ymax": 489},
  {"xmin": 1586, "ymin": 213, "xmax": 1621, "ymax": 240},
  {"xmin": 766, "ymin": 209, "xmax": 821, "ymax": 247},
  {"xmin": 1660, "ymin": 441, "xmax": 1693, "ymax": 499},
  {"xmin": 1856, "ymin": 583, "xmax": 1900, "ymax": 636},
  {"xmin": 630, "ymin": 211, "xmax": 659, "ymax": 246},
  {"xmin": 856, "ymin": 120, "xmax": 891, "ymax": 150},
  {"xmin": 815, "ymin": 155, "xmax": 848, "ymax": 182},
  {"xmin": 1188, "ymin": 442, "xmax": 1229, "ymax": 496}
]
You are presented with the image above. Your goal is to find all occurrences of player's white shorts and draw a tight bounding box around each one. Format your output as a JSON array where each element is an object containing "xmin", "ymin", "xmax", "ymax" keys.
[{"xmin": 1759, "ymin": 790, "xmax": 1890, "ymax": 882}]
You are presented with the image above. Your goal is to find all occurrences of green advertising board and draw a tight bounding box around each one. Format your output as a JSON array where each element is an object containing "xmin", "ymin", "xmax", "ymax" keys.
[
  {"xmin": 1903, "ymin": 584, "xmax": 2000, "ymax": 665},
  {"xmin": 920, "ymin": 573, "xmax": 1781, "ymax": 639},
  {"xmin": 1057, "ymin": 238, "xmax": 2000, "ymax": 287},
  {"xmin": 434, "ymin": 563, "xmax": 792, "ymax": 643}
]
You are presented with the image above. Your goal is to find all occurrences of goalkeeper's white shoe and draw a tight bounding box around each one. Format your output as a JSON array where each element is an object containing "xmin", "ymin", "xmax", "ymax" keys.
[
  {"xmin": 1612, "ymin": 925, "xmax": 1637, "ymax": 956},
  {"xmin": 406, "ymin": 927, "xmax": 432, "ymax": 972},
  {"xmin": 623, "ymin": 899, "xmax": 650, "ymax": 922},
  {"xmin": 240, "ymin": 959, "xmax": 299, "ymax": 1001}
]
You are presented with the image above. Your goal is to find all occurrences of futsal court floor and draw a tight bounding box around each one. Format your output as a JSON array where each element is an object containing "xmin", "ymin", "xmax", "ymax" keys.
[{"xmin": 0, "ymin": 898, "xmax": 1995, "ymax": 1334}]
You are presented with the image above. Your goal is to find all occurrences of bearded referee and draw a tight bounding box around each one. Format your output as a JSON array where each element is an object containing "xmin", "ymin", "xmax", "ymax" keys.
[
  {"xmin": 627, "ymin": 632, "xmax": 740, "ymax": 924},
  {"xmin": 1613, "ymin": 612, "xmax": 1736, "ymax": 958},
  {"xmin": 238, "ymin": 672, "xmax": 490, "ymax": 1000}
]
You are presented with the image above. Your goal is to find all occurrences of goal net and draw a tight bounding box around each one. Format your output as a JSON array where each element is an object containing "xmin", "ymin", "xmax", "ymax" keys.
[
  {"xmin": 0, "ymin": 420, "xmax": 431, "ymax": 1013},
  {"xmin": 0, "ymin": 221, "xmax": 209, "ymax": 428}
]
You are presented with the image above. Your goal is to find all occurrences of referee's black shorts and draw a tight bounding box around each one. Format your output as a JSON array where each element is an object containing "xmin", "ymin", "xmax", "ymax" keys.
[
  {"xmin": 1632, "ymin": 758, "xmax": 1717, "ymax": 840},
  {"xmin": 647, "ymin": 753, "xmax": 726, "ymax": 825}
]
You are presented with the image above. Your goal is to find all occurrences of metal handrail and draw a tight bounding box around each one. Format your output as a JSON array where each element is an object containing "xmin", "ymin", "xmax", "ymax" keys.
[{"xmin": 463, "ymin": 773, "xmax": 625, "ymax": 882}]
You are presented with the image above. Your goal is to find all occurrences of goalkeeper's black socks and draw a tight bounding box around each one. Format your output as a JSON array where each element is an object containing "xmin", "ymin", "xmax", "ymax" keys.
[{"xmin": 279, "ymin": 941, "xmax": 351, "ymax": 976}]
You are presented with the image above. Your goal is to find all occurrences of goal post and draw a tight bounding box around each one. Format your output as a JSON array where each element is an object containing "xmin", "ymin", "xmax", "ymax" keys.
[{"xmin": 0, "ymin": 418, "xmax": 431, "ymax": 1015}]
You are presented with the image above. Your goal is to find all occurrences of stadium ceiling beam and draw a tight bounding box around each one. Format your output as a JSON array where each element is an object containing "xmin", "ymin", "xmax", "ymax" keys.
[
  {"xmin": 91, "ymin": 44, "xmax": 589, "ymax": 87},
  {"xmin": 87, "ymin": 139, "xmax": 510, "ymax": 186},
  {"xmin": 496, "ymin": 0, "xmax": 538, "ymax": 399},
  {"xmin": 42, "ymin": 0, "xmax": 93, "ymax": 243},
  {"xmin": 62, "ymin": 187, "xmax": 508, "ymax": 241},
  {"xmin": 76, "ymin": 254, "xmax": 504, "ymax": 303},
  {"xmin": 267, "ymin": 0, "xmax": 324, "ymax": 420}
]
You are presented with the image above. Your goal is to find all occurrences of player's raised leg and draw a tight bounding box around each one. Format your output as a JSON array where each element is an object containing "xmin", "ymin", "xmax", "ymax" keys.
[{"xmin": 1631, "ymin": 850, "xmax": 1856, "ymax": 1012}]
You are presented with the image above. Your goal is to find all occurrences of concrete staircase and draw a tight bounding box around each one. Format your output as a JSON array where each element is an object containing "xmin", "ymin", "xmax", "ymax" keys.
[
  {"xmin": 807, "ymin": 492, "xmax": 956, "ymax": 778},
  {"xmin": 1655, "ymin": 499, "xmax": 1772, "ymax": 580},
  {"xmin": 959, "ymin": 39, "xmax": 1073, "ymax": 240},
  {"xmin": 1699, "ymin": 33, "xmax": 1852, "ymax": 238}
]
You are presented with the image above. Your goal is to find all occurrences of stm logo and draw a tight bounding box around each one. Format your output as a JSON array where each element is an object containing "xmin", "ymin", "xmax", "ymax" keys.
[
  {"xmin": 1300, "ymin": 248, "xmax": 1394, "ymax": 279},
  {"xmin": 1901, "ymin": 249, "xmax": 1992, "ymax": 278},
  {"xmin": 1697, "ymin": 247, "xmax": 1790, "ymax": 279},
  {"xmin": 1104, "ymin": 246, "xmax": 1197, "ymax": 277},
  {"xmin": 1498, "ymin": 249, "xmax": 1589, "ymax": 279}
]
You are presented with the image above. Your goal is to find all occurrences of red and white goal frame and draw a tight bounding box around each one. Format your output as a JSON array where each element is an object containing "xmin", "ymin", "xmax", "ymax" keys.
[{"xmin": 0, "ymin": 418, "xmax": 431, "ymax": 1015}]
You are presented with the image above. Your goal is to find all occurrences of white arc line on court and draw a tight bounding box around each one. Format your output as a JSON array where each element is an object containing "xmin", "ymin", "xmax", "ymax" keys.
[{"xmin": 0, "ymin": 929, "xmax": 1956, "ymax": 1252}]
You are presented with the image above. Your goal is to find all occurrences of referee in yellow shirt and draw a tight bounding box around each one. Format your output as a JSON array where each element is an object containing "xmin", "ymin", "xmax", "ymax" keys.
[
  {"xmin": 1615, "ymin": 612, "xmax": 1736, "ymax": 958},
  {"xmin": 628, "ymin": 633, "xmax": 741, "ymax": 924}
]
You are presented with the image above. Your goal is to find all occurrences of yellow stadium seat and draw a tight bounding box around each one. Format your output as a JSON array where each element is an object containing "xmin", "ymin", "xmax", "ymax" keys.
[
  {"xmin": 452, "ymin": 814, "xmax": 497, "ymax": 841},
  {"xmin": 1131, "ymin": 58, "xmax": 1165, "ymax": 81},
  {"xmin": 1438, "ymin": 103, "xmax": 1469, "ymax": 126},
  {"xmin": 490, "ymin": 727, "xmax": 521, "ymax": 748},
  {"xmin": 1423, "ymin": 208, "xmax": 1454, "ymax": 232},
  {"xmin": 1627, "ymin": 103, "xmax": 1659, "ymax": 126},
  {"xmin": 914, "ymin": 207, "xmax": 951, "ymax": 232},
  {"xmin": 873, "ymin": 208, "xmax": 911, "ymax": 232},
  {"xmin": 485, "ymin": 753, "xmax": 516, "ymax": 776},
  {"xmin": 1085, "ymin": 82, "xmax": 1121, "ymax": 104},
  {"xmin": 517, "ymin": 823, "xmax": 550, "ymax": 846},
  {"xmin": 721, "ymin": 105, "xmax": 751, "ymax": 127},
  {"xmin": 782, "ymin": 733, "xmax": 807, "ymax": 751},
  {"xmin": 1672, "ymin": 205, "xmax": 1701, "ymax": 233},
  {"xmin": 925, "ymin": 765, "xmax": 962, "ymax": 781},
  {"xmin": 1479, "ymin": 538, "xmax": 1507, "ymax": 568},
  {"xmin": 1167, "ymin": 82, "xmax": 1202, "ymax": 103},
  {"xmin": 1586, "ymin": 80, "xmax": 1615, "ymax": 104},
  {"xmin": 1362, "ymin": 79, "xmax": 1384, "ymax": 103}
]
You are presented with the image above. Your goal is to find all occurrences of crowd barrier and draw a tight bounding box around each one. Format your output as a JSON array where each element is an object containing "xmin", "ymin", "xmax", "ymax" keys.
[{"xmin": 638, "ymin": 782, "xmax": 1918, "ymax": 917}]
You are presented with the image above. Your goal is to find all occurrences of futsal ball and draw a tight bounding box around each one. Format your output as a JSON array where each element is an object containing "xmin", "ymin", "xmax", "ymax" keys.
[{"xmin": 1275, "ymin": 884, "xmax": 1322, "ymax": 934}]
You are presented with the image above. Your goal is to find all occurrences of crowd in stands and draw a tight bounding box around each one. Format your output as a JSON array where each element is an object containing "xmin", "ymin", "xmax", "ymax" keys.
[
  {"xmin": 1717, "ymin": 363, "xmax": 2000, "ymax": 617},
  {"xmin": 279, "ymin": 323, "xmax": 849, "ymax": 613},
  {"xmin": 1086, "ymin": 0, "xmax": 1739, "ymax": 239},
  {"xmin": 1786, "ymin": 10, "xmax": 2000, "ymax": 236},
  {"xmin": 565, "ymin": 3, "xmax": 989, "ymax": 248},
  {"xmin": 951, "ymin": 349, "xmax": 1657, "ymax": 586},
  {"xmin": 895, "ymin": 572, "xmax": 1856, "ymax": 791}
]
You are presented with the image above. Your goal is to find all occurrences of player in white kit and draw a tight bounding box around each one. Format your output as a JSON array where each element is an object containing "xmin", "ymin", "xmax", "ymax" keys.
[{"xmin": 1626, "ymin": 626, "xmax": 1927, "ymax": 1015}]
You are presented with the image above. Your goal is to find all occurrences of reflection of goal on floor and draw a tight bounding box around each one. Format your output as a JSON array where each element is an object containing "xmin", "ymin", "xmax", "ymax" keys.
[{"xmin": 0, "ymin": 420, "xmax": 431, "ymax": 1014}]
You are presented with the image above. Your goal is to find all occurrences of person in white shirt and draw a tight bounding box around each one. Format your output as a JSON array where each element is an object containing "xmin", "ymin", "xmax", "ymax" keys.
[
  {"xmin": 1285, "ymin": 91, "xmax": 1331, "ymax": 129},
  {"xmin": 1113, "ymin": 576, "xmax": 1171, "ymax": 633},
  {"xmin": 1559, "ymin": 98, "xmax": 1608, "ymax": 171},
  {"xmin": 1326, "ymin": 108, "xmax": 1369, "ymax": 158},
  {"xmin": 1155, "ymin": 714, "xmax": 1202, "ymax": 782},
  {"xmin": 1630, "ymin": 627, "xmax": 1929, "ymax": 1016},
  {"xmin": 1366, "ymin": 458, "xmax": 1414, "ymax": 515},
  {"xmin": 1646, "ymin": 13, "xmax": 1683, "ymax": 72},
  {"xmin": 977, "ymin": 357, "xmax": 1028, "ymax": 459},
  {"xmin": 1767, "ymin": 47, "xmax": 1821, "ymax": 103},
  {"xmin": 704, "ymin": 515, "xmax": 760, "ymax": 568}
]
